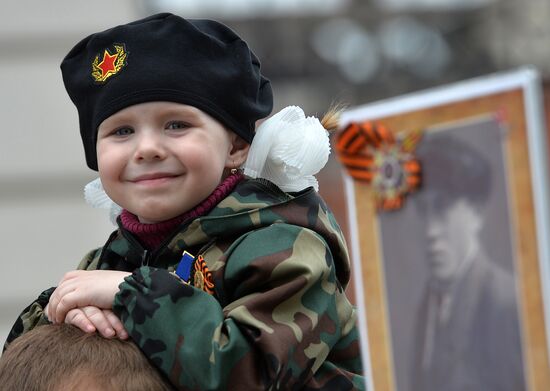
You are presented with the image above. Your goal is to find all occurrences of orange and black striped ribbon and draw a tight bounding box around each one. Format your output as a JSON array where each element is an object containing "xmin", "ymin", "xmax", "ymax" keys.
[
  {"xmin": 193, "ymin": 255, "xmax": 215, "ymax": 295},
  {"xmin": 336, "ymin": 121, "xmax": 394, "ymax": 182}
]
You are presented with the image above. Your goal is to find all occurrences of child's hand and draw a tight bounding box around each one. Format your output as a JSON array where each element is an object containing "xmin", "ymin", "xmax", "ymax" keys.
[
  {"xmin": 48, "ymin": 270, "xmax": 131, "ymax": 324},
  {"xmin": 65, "ymin": 306, "xmax": 129, "ymax": 339}
]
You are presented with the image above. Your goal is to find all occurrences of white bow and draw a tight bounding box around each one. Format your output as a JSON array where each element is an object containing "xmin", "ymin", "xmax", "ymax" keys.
[
  {"xmin": 84, "ymin": 178, "xmax": 122, "ymax": 225},
  {"xmin": 243, "ymin": 106, "xmax": 330, "ymax": 192}
]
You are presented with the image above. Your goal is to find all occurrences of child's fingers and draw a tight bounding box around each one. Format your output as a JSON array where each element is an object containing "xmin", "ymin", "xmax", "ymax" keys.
[
  {"xmin": 44, "ymin": 303, "xmax": 52, "ymax": 322},
  {"xmin": 57, "ymin": 270, "xmax": 84, "ymax": 284},
  {"xmin": 48, "ymin": 282, "xmax": 78, "ymax": 323},
  {"xmin": 53, "ymin": 290, "xmax": 80, "ymax": 324},
  {"xmin": 49, "ymin": 272, "xmax": 85, "ymax": 319},
  {"xmin": 51, "ymin": 281, "xmax": 94, "ymax": 323},
  {"xmin": 81, "ymin": 306, "xmax": 117, "ymax": 338},
  {"xmin": 49, "ymin": 271, "xmax": 131, "ymax": 323},
  {"xmin": 65, "ymin": 308, "xmax": 96, "ymax": 333},
  {"xmin": 103, "ymin": 309, "xmax": 129, "ymax": 340},
  {"xmin": 47, "ymin": 294, "xmax": 62, "ymax": 323}
]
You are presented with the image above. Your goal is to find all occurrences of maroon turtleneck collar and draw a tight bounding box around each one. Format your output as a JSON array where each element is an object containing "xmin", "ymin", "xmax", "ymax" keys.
[{"xmin": 120, "ymin": 172, "xmax": 243, "ymax": 250}]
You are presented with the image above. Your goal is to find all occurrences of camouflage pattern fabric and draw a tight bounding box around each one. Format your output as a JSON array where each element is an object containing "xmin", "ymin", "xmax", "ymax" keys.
[{"xmin": 4, "ymin": 179, "xmax": 365, "ymax": 390}]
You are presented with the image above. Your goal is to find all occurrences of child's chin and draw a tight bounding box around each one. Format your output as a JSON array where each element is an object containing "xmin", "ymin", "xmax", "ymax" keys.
[
  {"xmin": 137, "ymin": 215, "xmax": 166, "ymax": 224},
  {"xmin": 136, "ymin": 211, "xmax": 181, "ymax": 224}
]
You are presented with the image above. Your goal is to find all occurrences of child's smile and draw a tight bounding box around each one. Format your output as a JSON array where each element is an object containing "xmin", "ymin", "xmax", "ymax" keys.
[{"xmin": 129, "ymin": 171, "xmax": 182, "ymax": 187}]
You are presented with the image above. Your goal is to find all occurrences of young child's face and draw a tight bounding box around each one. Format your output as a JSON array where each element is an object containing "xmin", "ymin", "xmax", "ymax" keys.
[{"xmin": 96, "ymin": 101, "xmax": 247, "ymax": 223}]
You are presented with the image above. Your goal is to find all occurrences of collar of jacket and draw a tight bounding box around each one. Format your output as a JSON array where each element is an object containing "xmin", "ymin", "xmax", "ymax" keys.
[{"xmin": 97, "ymin": 178, "xmax": 351, "ymax": 287}]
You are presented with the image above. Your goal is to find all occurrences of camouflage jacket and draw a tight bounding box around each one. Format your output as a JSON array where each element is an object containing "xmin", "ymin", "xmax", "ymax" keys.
[{"xmin": 5, "ymin": 179, "xmax": 365, "ymax": 390}]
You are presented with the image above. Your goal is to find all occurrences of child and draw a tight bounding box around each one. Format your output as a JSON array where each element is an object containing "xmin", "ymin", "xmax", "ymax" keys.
[
  {"xmin": 0, "ymin": 323, "xmax": 175, "ymax": 390},
  {"xmin": 4, "ymin": 13, "xmax": 364, "ymax": 390}
]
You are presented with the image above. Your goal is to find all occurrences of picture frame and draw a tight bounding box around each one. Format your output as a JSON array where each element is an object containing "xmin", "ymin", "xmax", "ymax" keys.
[{"xmin": 338, "ymin": 68, "xmax": 550, "ymax": 391}]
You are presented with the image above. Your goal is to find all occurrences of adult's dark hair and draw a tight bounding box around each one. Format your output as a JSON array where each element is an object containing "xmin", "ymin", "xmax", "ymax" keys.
[
  {"xmin": 416, "ymin": 131, "xmax": 491, "ymax": 208},
  {"xmin": 0, "ymin": 324, "xmax": 175, "ymax": 391}
]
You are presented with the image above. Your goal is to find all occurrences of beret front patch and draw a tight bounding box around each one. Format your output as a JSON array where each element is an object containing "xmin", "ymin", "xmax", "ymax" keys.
[{"xmin": 91, "ymin": 43, "xmax": 128, "ymax": 84}]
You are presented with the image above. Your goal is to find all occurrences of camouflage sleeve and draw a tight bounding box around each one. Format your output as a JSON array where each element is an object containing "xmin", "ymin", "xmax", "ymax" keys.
[
  {"xmin": 113, "ymin": 223, "xmax": 359, "ymax": 390},
  {"xmin": 76, "ymin": 247, "xmax": 103, "ymax": 271},
  {"xmin": 3, "ymin": 287, "xmax": 55, "ymax": 352},
  {"xmin": 2, "ymin": 248, "xmax": 102, "ymax": 352}
]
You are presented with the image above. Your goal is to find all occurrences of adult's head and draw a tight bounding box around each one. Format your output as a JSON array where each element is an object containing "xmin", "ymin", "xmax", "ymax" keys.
[
  {"xmin": 0, "ymin": 324, "xmax": 174, "ymax": 390},
  {"xmin": 415, "ymin": 131, "xmax": 491, "ymax": 283}
]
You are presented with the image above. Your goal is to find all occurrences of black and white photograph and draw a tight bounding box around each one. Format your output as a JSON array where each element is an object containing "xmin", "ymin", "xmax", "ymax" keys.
[
  {"xmin": 380, "ymin": 117, "xmax": 525, "ymax": 391},
  {"xmin": 341, "ymin": 69, "xmax": 550, "ymax": 391}
]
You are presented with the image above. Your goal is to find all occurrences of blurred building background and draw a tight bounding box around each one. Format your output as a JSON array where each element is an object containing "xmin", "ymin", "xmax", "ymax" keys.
[{"xmin": 1, "ymin": 0, "xmax": 550, "ymax": 350}]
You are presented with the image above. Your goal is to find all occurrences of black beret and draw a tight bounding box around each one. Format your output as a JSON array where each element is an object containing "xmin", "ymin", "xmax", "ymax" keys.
[{"xmin": 61, "ymin": 13, "xmax": 273, "ymax": 170}]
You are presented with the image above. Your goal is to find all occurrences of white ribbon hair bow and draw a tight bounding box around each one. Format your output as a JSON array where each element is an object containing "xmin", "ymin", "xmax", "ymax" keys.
[
  {"xmin": 84, "ymin": 178, "xmax": 122, "ymax": 225},
  {"xmin": 243, "ymin": 106, "xmax": 330, "ymax": 192}
]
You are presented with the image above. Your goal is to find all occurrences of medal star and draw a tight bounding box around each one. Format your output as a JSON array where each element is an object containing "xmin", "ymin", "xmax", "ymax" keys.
[{"xmin": 98, "ymin": 50, "xmax": 119, "ymax": 77}]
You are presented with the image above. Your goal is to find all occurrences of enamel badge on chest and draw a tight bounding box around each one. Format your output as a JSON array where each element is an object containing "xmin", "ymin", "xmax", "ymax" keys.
[
  {"xmin": 174, "ymin": 251, "xmax": 215, "ymax": 295},
  {"xmin": 91, "ymin": 43, "xmax": 128, "ymax": 83}
]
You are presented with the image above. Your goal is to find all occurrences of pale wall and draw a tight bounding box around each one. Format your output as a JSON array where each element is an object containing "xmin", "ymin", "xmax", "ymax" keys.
[{"xmin": 0, "ymin": 1, "xmax": 142, "ymax": 344}]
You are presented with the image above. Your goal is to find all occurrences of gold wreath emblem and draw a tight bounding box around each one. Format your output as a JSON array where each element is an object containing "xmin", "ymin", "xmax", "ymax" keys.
[
  {"xmin": 91, "ymin": 44, "xmax": 128, "ymax": 83},
  {"xmin": 193, "ymin": 270, "xmax": 205, "ymax": 290}
]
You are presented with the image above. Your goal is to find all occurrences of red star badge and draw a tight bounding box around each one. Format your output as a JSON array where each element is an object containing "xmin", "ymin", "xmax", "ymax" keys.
[
  {"xmin": 98, "ymin": 50, "xmax": 119, "ymax": 79},
  {"xmin": 91, "ymin": 44, "xmax": 128, "ymax": 84}
]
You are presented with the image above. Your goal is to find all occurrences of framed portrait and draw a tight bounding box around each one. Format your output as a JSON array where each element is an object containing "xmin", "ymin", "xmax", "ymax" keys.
[{"xmin": 337, "ymin": 68, "xmax": 550, "ymax": 391}]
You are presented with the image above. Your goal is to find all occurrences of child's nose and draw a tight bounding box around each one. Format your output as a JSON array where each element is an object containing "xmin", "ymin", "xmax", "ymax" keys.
[{"xmin": 135, "ymin": 132, "xmax": 167, "ymax": 162}]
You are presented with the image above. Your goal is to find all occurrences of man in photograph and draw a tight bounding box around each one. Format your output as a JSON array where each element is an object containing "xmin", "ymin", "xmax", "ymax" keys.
[{"xmin": 410, "ymin": 132, "xmax": 525, "ymax": 391}]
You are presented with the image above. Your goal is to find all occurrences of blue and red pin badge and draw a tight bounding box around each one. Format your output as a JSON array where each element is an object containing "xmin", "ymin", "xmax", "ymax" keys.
[
  {"xmin": 175, "ymin": 251, "xmax": 195, "ymax": 283},
  {"xmin": 174, "ymin": 251, "xmax": 215, "ymax": 295}
]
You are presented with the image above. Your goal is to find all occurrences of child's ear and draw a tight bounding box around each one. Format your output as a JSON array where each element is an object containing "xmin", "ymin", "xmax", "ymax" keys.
[{"xmin": 226, "ymin": 132, "xmax": 250, "ymax": 168}]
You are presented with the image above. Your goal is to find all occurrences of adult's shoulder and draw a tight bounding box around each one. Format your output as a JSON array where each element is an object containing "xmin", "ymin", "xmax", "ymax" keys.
[{"xmin": 474, "ymin": 255, "xmax": 518, "ymax": 311}]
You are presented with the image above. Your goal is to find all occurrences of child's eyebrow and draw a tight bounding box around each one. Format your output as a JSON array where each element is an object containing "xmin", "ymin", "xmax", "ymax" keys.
[
  {"xmin": 97, "ymin": 115, "xmax": 133, "ymax": 132},
  {"xmin": 160, "ymin": 107, "xmax": 202, "ymax": 119}
]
